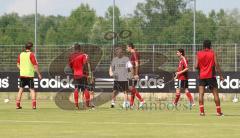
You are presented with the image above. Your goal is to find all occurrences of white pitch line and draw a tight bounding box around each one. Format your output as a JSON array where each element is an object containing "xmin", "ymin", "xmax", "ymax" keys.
[
  {"xmin": 88, "ymin": 122, "xmax": 196, "ymax": 126},
  {"xmin": 87, "ymin": 122, "xmax": 240, "ymax": 127},
  {"xmin": 1, "ymin": 120, "xmax": 240, "ymax": 127},
  {"xmin": 0, "ymin": 120, "xmax": 69, "ymax": 124}
]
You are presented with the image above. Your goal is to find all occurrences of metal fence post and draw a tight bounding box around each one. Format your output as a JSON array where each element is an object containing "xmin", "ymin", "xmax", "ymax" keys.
[
  {"xmin": 234, "ymin": 43, "xmax": 238, "ymax": 100},
  {"xmin": 152, "ymin": 44, "xmax": 155, "ymax": 73},
  {"xmin": 235, "ymin": 43, "xmax": 237, "ymax": 72}
]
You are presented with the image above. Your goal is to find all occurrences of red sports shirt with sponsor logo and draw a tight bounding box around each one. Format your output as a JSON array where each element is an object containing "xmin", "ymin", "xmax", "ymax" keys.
[
  {"xmin": 69, "ymin": 52, "xmax": 88, "ymax": 79},
  {"xmin": 177, "ymin": 57, "xmax": 188, "ymax": 80},
  {"xmin": 130, "ymin": 51, "xmax": 140, "ymax": 75},
  {"xmin": 197, "ymin": 48, "xmax": 216, "ymax": 79}
]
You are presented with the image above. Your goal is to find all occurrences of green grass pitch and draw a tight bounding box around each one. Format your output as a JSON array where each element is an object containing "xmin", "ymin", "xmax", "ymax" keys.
[{"xmin": 0, "ymin": 100, "xmax": 240, "ymax": 138}]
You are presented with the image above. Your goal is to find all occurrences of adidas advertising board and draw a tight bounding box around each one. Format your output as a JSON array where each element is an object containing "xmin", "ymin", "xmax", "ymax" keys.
[{"xmin": 0, "ymin": 72, "xmax": 240, "ymax": 93}]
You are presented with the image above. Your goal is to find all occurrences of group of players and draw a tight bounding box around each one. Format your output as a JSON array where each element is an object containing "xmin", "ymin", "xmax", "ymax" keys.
[
  {"xmin": 16, "ymin": 40, "xmax": 224, "ymax": 116},
  {"xmin": 173, "ymin": 40, "xmax": 223, "ymax": 116},
  {"xmin": 69, "ymin": 43, "xmax": 145, "ymax": 109},
  {"xmin": 109, "ymin": 43, "xmax": 145, "ymax": 108}
]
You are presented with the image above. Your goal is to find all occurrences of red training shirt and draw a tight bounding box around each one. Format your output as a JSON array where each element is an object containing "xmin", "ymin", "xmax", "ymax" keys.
[
  {"xmin": 177, "ymin": 56, "xmax": 188, "ymax": 80},
  {"xmin": 69, "ymin": 52, "xmax": 88, "ymax": 79},
  {"xmin": 130, "ymin": 51, "xmax": 140, "ymax": 75},
  {"xmin": 197, "ymin": 48, "xmax": 216, "ymax": 79}
]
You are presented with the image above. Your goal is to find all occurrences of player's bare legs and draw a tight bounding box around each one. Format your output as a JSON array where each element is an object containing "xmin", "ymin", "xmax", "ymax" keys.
[
  {"xmin": 130, "ymin": 84, "xmax": 144, "ymax": 108},
  {"xmin": 30, "ymin": 88, "xmax": 37, "ymax": 109},
  {"xmin": 89, "ymin": 91, "xmax": 95, "ymax": 107},
  {"xmin": 184, "ymin": 88, "xmax": 195, "ymax": 106},
  {"xmin": 211, "ymin": 87, "xmax": 223, "ymax": 116},
  {"xmin": 16, "ymin": 87, "xmax": 24, "ymax": 109},
  {"xmin": 130, "ymin": 86, "xmax": 135, "ymax": 106},
  {"xmin": 111, "ymin": 90, "xmax": 117, "ymax": 108},
  {"xmin": 134, "ymin": 90, "xmax": 144, "ymax": 107},
  {"xmin": 173, "ymin": 88, "xmax": 181, "ymax": 106},
  {"xmin": 123, "ymin": 91, "xmax": 130, "ymax": 108},
  {"xmin": 83, "ymin": 89, "xmax": 90, "ymax": 108},
  {"xmin": 198, "ymin": 86, "xmax": 205, "ymax": 116},
  {"xmin": 74, "ymin": 88, "xmax": 79, "ymax": 109}
]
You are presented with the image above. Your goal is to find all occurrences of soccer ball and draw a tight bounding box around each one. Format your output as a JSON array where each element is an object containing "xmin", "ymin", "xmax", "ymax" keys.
[
  {"xmin": 122, "ymin": 101, "xmax": 130, "ymax": 108},
  {"xmin": 4, "ymin": 99, "xmax": 10, "ymax": 103},
  {"xmin": 232, "ymin": 97, "xmax": 239, "ymax": 103}
]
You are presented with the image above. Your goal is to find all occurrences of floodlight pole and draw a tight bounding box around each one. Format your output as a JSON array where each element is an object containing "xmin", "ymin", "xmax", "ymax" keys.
[
  {"xmin": 193, "ymin": 0, "xmax": 196, "ymax": 71},
  {"xmin": 113, "ymin": 0, "xmax": 115, "ymax": 49},
  {"xmin": 35, "ymin": 0, "xmax": 38, "ymax": 56}
]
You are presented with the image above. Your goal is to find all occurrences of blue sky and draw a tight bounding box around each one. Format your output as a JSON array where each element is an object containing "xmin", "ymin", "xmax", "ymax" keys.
[{"xmin": 0, "ymin": 0, "xmax": 239, "ymax": 16}]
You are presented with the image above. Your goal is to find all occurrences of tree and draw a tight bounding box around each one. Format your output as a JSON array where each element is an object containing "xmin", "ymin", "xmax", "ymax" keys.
[
  {"xmin": 57, "ymin": 4, "xmax": 96, "ymax": 44},
  {"xmin": 134, "ymin": 0, "xmax": 188, "ymax": 43},
  {"xmin": 45, "ymin": 27, "xmax": 58, "ymax": 45},
  {"xmin": 0, "ymin": 35, "xmax": 13, "ymax": 44},
  {"xmin": 213, "ymin": 9, "xmax": 240, "ymax": 43},
  {"xmin": 0, "ymin": 13, "xmax": 32, "ymax": 44}
]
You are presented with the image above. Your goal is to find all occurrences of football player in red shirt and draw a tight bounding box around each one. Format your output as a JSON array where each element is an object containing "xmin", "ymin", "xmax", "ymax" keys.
[
  {"xmin": 127, "ymin": 43, "xmax": 145, "ymax": 108},
  {"xmin": 69, "ymin": 44, "xmax": 89, "ymax": 109},
  {"xmin": 195, "ymin": 40, "xmax": 224, "ymax": 116},
  {"xmin": 173, "ymin": 49, "xmax": 195, "ymax": 106}
]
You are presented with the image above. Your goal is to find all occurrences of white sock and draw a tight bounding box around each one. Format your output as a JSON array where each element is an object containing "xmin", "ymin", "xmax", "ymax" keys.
[{"xmin": 111, "ymin": 100, "xmax": 115, "ymax": 105}]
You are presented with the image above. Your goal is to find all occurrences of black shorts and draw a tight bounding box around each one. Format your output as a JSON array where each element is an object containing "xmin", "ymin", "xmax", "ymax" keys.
[
  {"xmin": 176, "ymin": 80, "xmax": 188, "ymax": 89},
  {"xmin": 73, "ymin": 77, "xmax": 87, "ymax": 91},
  {"xmin": 113, "ymin": 81, "xmax": 129, "ymax": 92},
  {"xmin": 129, "ymin": 79, "xmax": 138, "ymax": 87},
  {"xmin": 19, "ymin": 78, "xmax": 34, "ymax": 89},
  {"xmin": 199, "ymin": 78, "xmax": 218, "ymax": 89}
]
